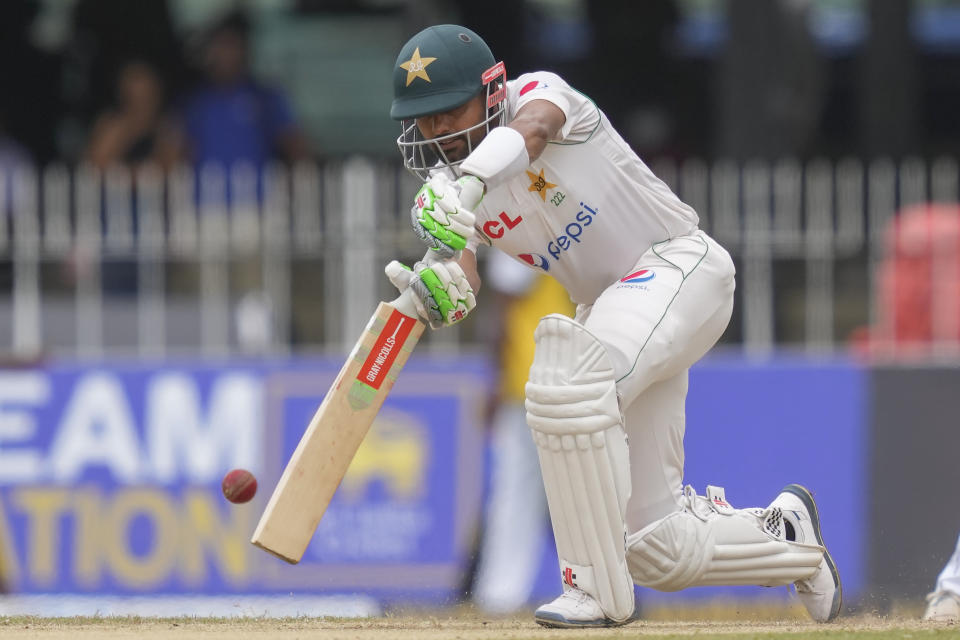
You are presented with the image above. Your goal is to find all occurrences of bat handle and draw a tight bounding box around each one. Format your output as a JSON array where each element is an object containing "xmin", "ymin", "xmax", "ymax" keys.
[{"xmin": 390, "ymin": 286, "xmax": 422, "ymax": 320}]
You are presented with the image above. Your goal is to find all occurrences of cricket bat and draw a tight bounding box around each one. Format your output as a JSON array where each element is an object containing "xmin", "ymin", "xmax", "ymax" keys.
[{"xmin": 251, "ymin": 288, "xmax": 425, "ymax": 563}]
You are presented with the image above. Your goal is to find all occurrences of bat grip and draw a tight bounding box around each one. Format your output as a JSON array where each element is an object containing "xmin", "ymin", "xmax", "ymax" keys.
[{"xmin": 391, "ymin": 287, "xmax": 421, "ymax": 319}]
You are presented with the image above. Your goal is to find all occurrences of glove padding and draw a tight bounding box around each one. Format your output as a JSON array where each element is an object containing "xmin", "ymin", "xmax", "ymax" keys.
[
  {"xmin": 410, "ymin": 174, "xmax": 485, "ymax": 259},
  {"xmin": 385, "ymin": 258, "xmax": 477, "ymax": 330}
]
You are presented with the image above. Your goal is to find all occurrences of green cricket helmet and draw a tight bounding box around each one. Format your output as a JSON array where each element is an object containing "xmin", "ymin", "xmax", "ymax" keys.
[{"xmin": 391, "ymin": 24, "xmax": 507, "ymax": 180}]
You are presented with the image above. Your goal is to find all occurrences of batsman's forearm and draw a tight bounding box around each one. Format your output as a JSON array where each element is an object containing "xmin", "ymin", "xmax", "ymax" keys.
[
  {"xmin": 459, "ymin": 248, "xmax": 482, "ymax": 293},
  {"xmin": 509, "ymin": 99, "xmax": 567, "ymax": 161}
]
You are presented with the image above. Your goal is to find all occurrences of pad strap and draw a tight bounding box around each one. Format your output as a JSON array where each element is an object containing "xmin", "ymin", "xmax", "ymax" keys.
[{"xmin": 460, "ymin": 126, "xmax": 529, "ymax": 189}]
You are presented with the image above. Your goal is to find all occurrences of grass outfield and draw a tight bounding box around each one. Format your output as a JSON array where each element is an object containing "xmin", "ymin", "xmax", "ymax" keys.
[{"xmin": 0, "ymin": 613, "xmax": 956, "ymax": 640}]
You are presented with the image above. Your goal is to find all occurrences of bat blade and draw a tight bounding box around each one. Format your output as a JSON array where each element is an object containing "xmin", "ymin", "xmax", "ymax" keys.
[{"xmin": 251, "ymin": 299, "xmax": 425, "ymax": 563}]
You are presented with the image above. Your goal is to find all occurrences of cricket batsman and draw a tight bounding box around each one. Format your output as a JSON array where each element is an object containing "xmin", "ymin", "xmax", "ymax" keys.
[{"xmin": 384, "ymin": 24, "xmax": 842, "ymax": 627}]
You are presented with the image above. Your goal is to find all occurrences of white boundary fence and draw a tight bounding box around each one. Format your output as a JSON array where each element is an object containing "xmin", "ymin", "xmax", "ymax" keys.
[{"xmin": 0, "ymin": 156, "xmax": 958, "ymax": 359}]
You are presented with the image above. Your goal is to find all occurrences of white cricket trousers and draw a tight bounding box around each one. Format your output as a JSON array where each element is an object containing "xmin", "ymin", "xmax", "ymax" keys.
[{"xmin": 575, "ymin": 230, "xmax": 736, "ymax": 535}]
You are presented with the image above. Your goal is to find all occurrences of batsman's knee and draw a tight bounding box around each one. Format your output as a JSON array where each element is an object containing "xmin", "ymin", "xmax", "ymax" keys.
[{"xmin": 625, "ymin": 485, "xmax": 823, "ymax": 591}]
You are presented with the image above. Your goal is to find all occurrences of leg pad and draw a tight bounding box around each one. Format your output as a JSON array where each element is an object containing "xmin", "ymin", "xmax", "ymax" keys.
[{"xmin": 527, "ymin": 315, "xmax": 634, "ymax": 621}]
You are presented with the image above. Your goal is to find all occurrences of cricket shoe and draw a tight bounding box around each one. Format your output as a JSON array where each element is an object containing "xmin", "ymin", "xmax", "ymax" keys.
[
  {"xmin": 923, "ymin": 590, "xmax": 960, "ymax": 622},
  {"xmin": 769, "ymin": 484, "xmax": 843, "ymax": 622},
  {"xmin": 534, "ymin": 588, "xmax": 637, "ymax": 628}
]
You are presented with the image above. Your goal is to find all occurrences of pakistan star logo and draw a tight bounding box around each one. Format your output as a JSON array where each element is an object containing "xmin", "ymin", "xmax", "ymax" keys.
[
  {"xmin": 526, "ymin": 168, "xmax": 557, "ymax": 202},
  {"xmin": 400, "ymin": 47, "xmax": 437, "ymax": 86}
]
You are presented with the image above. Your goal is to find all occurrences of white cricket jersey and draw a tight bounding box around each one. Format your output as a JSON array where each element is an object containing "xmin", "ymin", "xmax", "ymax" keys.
[{"xmin": 469, "ymin": 71, "xmax": 699, "ymax": 305}]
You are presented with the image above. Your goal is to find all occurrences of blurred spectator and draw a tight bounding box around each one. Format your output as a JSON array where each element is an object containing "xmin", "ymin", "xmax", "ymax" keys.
[
  {"xmin": 83, "ymin": 60, "xmax": 177, "ymax": 171},
  {"xmin": 162, "ymin": 10, "xmax": 310, "ymax": 332},
  {"xmin": 167, "ymin": 10, "xmax": 311, "ymax": 176},
  {"xmin": 850, "ymin": 204, "xmax": 960, "ymax": 357},
  {"xmin": 471, "ymin": 251, "xmax": 573, "ymax": 614},
  {"xmin": 69, "ymin": 0, "xmax": 187, "ymax": 146},
  {"xmin": 75, "ymin": 61, "xmax": 176, "ymax": 296}
]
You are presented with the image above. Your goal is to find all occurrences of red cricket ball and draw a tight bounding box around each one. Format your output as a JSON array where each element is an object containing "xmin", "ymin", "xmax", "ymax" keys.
[{"xmin": 222, "ymin": 468, "xmax": 258, "ymax": 504}]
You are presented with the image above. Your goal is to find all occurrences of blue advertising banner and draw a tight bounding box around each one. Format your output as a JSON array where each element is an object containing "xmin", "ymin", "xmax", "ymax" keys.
[
  {"xmin": 0, "ymin": 354, "xmax": 867, "ymax": 610},
  {"xmin": 0, "ymin": 357, "xmax": 491, "ymax": 602}
]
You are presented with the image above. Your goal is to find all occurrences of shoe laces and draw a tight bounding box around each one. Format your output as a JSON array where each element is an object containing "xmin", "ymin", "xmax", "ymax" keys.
[
  {"xmin": 558, "ymin": 588, "xmax": 590, "ymax": 605},
  {"xmin": 679, "ymin": 485, "xmax": 719, "ymax": 521},
  {"xmin": 680, "ymin": 485, "xmax": 786, "ymax": 540}
]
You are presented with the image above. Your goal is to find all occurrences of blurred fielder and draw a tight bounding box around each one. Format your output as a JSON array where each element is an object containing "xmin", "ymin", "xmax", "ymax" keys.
[
  {"xmin": 925, "ymin": 531, "xmax": 960, "ymax": 621},
  {"xmin": 472, "ymin": 250, "xmax": 572, "ymax": 613},
  {"xmin": 384, "ymin": 25, "xmax": 842, "ymax": 627}
]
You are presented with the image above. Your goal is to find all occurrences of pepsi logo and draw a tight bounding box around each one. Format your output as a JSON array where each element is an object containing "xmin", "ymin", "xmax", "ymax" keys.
[
  {"xmin": 519, "ymin": 253, "xmax": 550, "ymax": 270},
  {"xmin": 620, "ymin": 269, "xmax": 655, "ymax": 283}
]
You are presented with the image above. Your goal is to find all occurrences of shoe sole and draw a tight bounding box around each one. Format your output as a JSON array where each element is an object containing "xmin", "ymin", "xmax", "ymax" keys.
[
  {"xmin": 783, "ymin": 483, "xmax": 843, "ymax": 622},
  {"xmin": 535, "ymin": 608, "xmax": 639, "ymax": 629}
]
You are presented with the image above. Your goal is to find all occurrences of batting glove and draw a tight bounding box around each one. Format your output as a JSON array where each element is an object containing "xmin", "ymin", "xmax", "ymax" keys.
[
  {"xmin": 385, "ymin": 258, "xmax": 476, "ymax": 330},
  {"xmin": 410, "ymin": 174, "xmax": 484, "ymax": 259}
]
